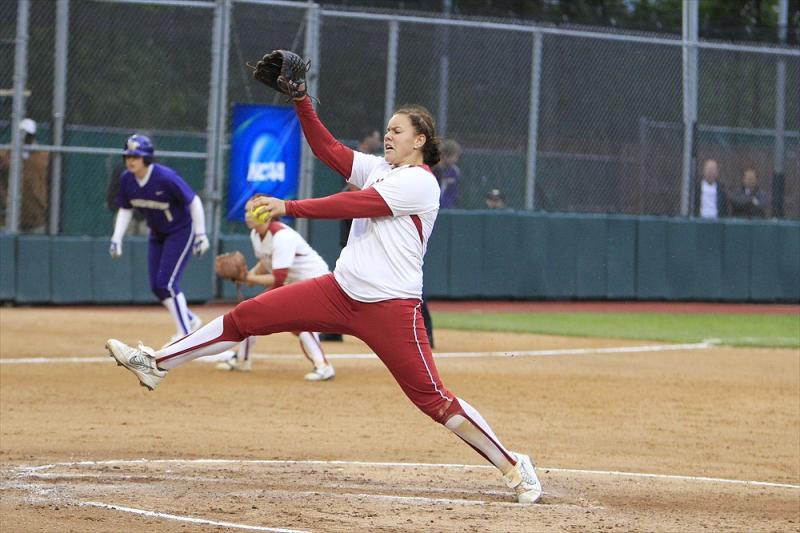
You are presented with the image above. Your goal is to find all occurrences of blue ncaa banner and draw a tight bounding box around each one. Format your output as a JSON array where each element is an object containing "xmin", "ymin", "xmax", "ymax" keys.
[{"xmin": 227, "ymin": 104, "xmax": 301, "ymax": 221}]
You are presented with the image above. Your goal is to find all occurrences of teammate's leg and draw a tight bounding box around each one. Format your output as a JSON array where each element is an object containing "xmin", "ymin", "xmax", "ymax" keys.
[
  {"xmin": 352, "ymin": 299, "xmax": 541, "ymax": 503},
  {"xmin": 161, "ymin": 228, "xmax": 195, "ymax": 336},
  {"xmin": 238, "ymin": 336, "xmax": 255, "ymax": 365},
  {"xmin": 298, "ymin": 331, "xmax": 334, "ymax": 381},
  {"xmin": 150, "ymin": 239, "xmax": 193, "ymax": 337},
  {"xmin": 420, "ymin": 295, "xmax": 434, "ymax": 349},
  {"xmin": 215, "ymin": 336, "xmax": 255, "ymax": 372}
]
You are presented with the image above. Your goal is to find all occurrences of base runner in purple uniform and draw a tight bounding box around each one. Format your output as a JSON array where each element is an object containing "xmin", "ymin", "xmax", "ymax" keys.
[{"xmin": 109, "ymin": 134, "xmax": 210, "ymax": 341}]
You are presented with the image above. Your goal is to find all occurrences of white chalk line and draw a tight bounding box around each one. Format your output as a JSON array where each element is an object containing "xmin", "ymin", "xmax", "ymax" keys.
[
  {"xmin": 0, "ymin": 341, "xmax": 713, "ymax": 365},
  {"xmin": 8, "ymin": 457, "xmax": 798, "ymax": 531},
  {"xmin": 78, "ymin": 502, "xmax": 308, "ymax": 533},
  {"xmin": 16, "ymin": 458, "xmax": 800, "ymax": 490}
]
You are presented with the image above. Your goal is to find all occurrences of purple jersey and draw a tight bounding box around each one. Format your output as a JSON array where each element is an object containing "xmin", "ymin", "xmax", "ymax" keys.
[
  {"xmin": 116, "ymin": 163, "xmax": 196, "ymax": 235},
  {"xmin": 434, "ymin": 163, "xmax": 460, "ymax": 209}
]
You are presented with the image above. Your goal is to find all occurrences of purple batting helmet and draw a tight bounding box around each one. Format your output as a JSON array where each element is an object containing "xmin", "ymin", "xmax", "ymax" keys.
[{"xmin": 123, "ymin": 134, "xmax": 154, "ymax": 165}]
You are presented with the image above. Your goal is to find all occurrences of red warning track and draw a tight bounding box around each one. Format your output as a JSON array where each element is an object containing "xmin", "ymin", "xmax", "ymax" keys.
[{"xmin": 426, "ymin": 301, "xmax": 800, "ymax": 315}]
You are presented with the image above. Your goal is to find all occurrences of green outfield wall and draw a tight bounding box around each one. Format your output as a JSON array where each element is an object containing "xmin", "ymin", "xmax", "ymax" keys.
[{"xmin": 1, "ymin": 213, "xmax": 797, "ymax": 304}]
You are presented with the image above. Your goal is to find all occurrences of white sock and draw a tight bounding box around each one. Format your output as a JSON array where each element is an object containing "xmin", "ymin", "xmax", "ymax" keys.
[
  {"xmin": 298, "ymin": 331, "xmax": 327, "ymax": 369},
  {"xmin": 174, "ymin": 292, "xmax": 194, "ymax": 332},
  {"xmin": 161, "ymin": 294, "xmax": 189, "ymax": 336},
  {"xmin": 156, "ymin": 316, "xmax": 237, "ymax": 370},
  {"xmin": 444, "ymin": 398, "xmax": 516, "ymax": 474},
  {"xmin": 161, "ymin": 297, "xmax": 188, "ymax": 336}
]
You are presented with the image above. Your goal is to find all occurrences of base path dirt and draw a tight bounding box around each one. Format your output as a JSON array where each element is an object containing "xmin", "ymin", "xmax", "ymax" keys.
[{"xmin": 1, "ymin": 306, "xmax": 798, "ymax": 532}]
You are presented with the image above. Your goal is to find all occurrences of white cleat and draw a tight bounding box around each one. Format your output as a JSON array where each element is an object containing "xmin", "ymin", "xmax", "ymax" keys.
[
  {"xmin": 504, "ymin": 452, "xmax": 542, "ymax": 504},
  {"xmin": 106, "ymin": 338, "xmax": 167, "ymax": 391},
  {"xmin": 215, "ymin": 355, "xmax": 252, "ymax": 372},
  {"xmin": 304, "ymin": 363, "xmax": 335, "ymax": 382}
]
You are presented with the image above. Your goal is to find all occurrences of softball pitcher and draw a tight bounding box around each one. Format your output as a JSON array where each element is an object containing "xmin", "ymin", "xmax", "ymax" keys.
[
  {"xmin": 110, "ymin": 134, "xmax": 209, "ymax": 341},
  {"xmin": 215, "ymin": 194, "xmax": 335, "ymax": 381},
  {"xmin": 106, "ymin": 51, "xmax": 541, "ymax": 504}
]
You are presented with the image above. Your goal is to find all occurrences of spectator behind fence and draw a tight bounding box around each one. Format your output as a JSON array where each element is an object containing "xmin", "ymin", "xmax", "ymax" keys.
[
  {"xmin": 695, "ymin": 159, "xmax": 728, "ymax": 219},
  {"xmin": 730, "ymin": 168, "xmax": 768, "ymax": 219},
  {"xmin": 0, "ymin": 119, "xmax": 50, "ymax": 233},
  {"xmin": 433, "ymin": 139, "xmax": 461, "ymax": 208},
  {"xmin": 485, "ymin": 188, "xmax": 507, "ymax": 209}
]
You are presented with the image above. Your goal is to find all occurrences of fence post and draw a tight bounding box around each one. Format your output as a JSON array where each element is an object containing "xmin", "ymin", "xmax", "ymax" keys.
[
  {"xmin": 50, "ymin": 0, "xmax": 69, "ymax": 235},
  {"xmin": 525, "ymin": 30, "xmax": 543, "ymax": 211},
  {"xmin": 6, "ymin": 0, "xmax": 30, "ymax": 233},
  {"xmin": 773, "ymin": 0, "xmax": 788, "ymax": 218},
  {"xmin": 204, "ymin": 0, "xmax": 224, "ymax": 295},
  {"xmin": 212, "ymin": 0, "xmax": 232, "ymax": 261},
  {"xmin": 638, "ymin": 116, "xmax": 649, "ymax": 214},
  {"xmin": 383, "ymin": 19, "xmax": 399, "ymax": 128},
  {"xmin": 297, "ymin": 2, "xmax": 320, "ymax": 239},
  {"xmin": 680, "ymin": 0, "xmax": 698, "ymax": 217},
  {"xmin": 205, "ymin": 0, "xmax": 223, "ymax": 237}
]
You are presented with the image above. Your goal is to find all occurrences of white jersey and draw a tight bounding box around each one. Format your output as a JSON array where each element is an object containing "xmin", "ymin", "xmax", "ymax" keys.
[
  {"xmin": 700, "ymin": 180, "xmax": 719, "ymax": 219},
  {"xmin": 250, "ymin": 222, "xmax": 329, "ymax": 284},
  {"xmin": 335, "ymin": 151, "xmax": 440, "ymax": 302}
]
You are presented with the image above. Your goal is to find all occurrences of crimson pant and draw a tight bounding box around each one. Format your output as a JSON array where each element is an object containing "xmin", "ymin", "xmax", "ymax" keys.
[{"xmin": 229, "ymin": 273, "xmax": 454, "ymax": 421}]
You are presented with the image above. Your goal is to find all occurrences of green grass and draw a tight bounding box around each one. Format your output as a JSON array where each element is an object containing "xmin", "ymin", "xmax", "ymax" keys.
[{"xmin": 432, "ymin": 312, "xmax": 800, "ymax": 348}]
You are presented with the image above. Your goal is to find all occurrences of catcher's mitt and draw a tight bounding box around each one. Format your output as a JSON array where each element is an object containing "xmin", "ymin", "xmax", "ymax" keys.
[
  {"xmin": 251, "ymin": 50, "xmax": 310, "ymax": 100},
  {"xmin": 215, "ymin": 251, "xmax": 248, "ymax": 283}
]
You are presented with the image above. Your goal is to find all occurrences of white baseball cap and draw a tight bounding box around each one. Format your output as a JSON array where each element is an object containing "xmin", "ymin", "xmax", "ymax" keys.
[{"xmin": 19, "ymin": 118, "xmax": 37, "ymax": 136}]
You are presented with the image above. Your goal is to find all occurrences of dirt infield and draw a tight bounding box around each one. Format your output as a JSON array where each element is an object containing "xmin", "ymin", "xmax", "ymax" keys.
[{"xmin": 1, "ymin": 306, "xmax": 798, "ymax": 532}]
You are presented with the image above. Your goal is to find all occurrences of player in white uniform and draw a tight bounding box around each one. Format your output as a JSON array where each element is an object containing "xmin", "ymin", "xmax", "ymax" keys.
[
  {"xmin": 106, "ymin": 91, "xmax": 542, "ymax": 504},
  {"xmin": 216, "ymin": 194, "xmax": 335, "ymax": 381}
]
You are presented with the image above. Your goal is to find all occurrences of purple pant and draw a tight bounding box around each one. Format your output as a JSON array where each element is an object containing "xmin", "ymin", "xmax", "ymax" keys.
[{"xmin": 148, "ymin": 224, "xmax": 194, "ymax": 301}]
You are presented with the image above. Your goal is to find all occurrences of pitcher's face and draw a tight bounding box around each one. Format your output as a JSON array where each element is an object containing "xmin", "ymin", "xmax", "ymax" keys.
[{"xmin": 383, "ymin": 114, "xmax": 425, "ymax": 167}]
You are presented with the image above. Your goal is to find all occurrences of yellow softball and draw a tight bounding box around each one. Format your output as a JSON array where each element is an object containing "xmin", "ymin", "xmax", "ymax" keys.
[{"xmin": 249, "ymin": 206, "xmax": 271, "ymax": 224}]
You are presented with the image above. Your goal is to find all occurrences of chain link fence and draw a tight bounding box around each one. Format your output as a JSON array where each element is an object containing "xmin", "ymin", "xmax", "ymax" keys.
[{"xmin": 1, "ymin": 0, "xmax": 797, "ymax": 237}]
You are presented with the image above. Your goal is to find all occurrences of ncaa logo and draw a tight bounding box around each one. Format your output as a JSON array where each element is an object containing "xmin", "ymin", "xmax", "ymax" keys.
[
  {"xmin": 247, "ymin": 132, "xmax": 286, "ymax": 182},
  {"xmin": 248, "ymin": 161, "xmax": 286, "ymax": 182}
]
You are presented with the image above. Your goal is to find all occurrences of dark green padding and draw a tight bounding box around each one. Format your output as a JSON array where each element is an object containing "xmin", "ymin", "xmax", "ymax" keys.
[
  {"xmin": 16, "ymin": 236, "xmax": 51, "ymax": 303},
  {"xmin": 721, "ymin": 221, "xmax": 751, "ymax": 301},
  {"xmin": 605, "ymin": 216, "xmax": 636, "ymax": 299},
  {"xmin": 517, "ymin": 212, "xmax": 549, "ymax": 297},
  {"xmin": 575, "ymin": 215, "xmax": 607, "ymax": 299},
  {"xmin": 690, "ymin": 221, "xmax": 724, "ymax": 300},
  {"xmin": 545, "ymin": 215, "xmax": 579, "ymax": 298},
  {"xmin": 750, "ymin": 222, "xmax": 782, "ymax": 301},
  {"xmin": 0, "ymin": 233, "xmax": 16, "ymax": 301},
  {"xmin": 423, "ymin": 212, "xmax": 450, "ymax": 297},
  {"xmin": 636, "ymin": 217, "xmax": 670, "ymax": 299},
  {"xmin": 481, "ymin": 211, "xmax": 523, "ymax": 298},
  {"xmin": 4, "ymin": 215, "xmax": 799, "ymax": 303},
  {"xmin": 51, "ymin": 237, "xmax": 93, "ymax": 303},
  {"xmin": 777, "ymin": 223, "xmax": 800, "ymax": 301},
  {"xmin": 92, "ymin": 239, "xmax": 133, "ymax": 303},
  {"xmin": 448, "ymin": 211, "xmax": 486, "ymax": 298}
]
